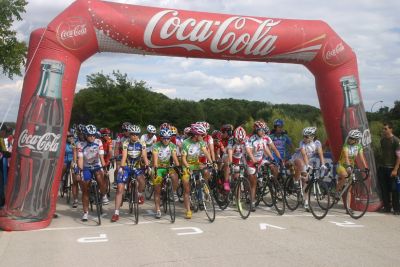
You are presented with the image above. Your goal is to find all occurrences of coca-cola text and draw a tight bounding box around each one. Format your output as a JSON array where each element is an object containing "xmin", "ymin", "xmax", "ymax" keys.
[{"xmin": 18, "ymin": 129, "xmax": 61, "ymax": 152}]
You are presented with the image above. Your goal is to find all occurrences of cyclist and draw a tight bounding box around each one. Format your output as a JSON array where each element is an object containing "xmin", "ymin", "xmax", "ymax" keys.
[
  {"xmin": 226, "ymin": 126, "xmax": 248, "ymax": 190},
  {"xmin": 269, "ymin": 119, "xmax": 294, "ymax": 163},
  {"xmin": 77, "ymin": 124, "xmax": 109, "ymax": 222},
  {"xmin": 113, "ymin": 122, "xmax": 132, "ymax": 188},
  {"xmin": 181, "ymin": 123, "xmax": 215, "ymax": 219},
  {"xmin": 245, "ymin": 120, "xmax": 275, "ymax": 211},
  {"xmin": 152, "ymin": 128, "xmax": 181, "ymax": 219},
  {"xmin": 336, "ymin": 129, "xmax": 368, "ymax": 199},
  {"xmin": 212, "ymin": 130, "xmax": 224, "ymax": 166},
  {"xmin": 140, "ymin": 124, "xmax": 157, "ymax": 162},
  {"xmin": 197, "ymin": 121, "xmax": 216, "ymax": 165},
  {"xmin": 290, "ymin": 127, "xmax": 327, "ymax": 211},
  {"xmin": 71, "ymin": 124, "xmax": 87, "ymax": 208},
  {"xmin": 62, "ymin": 131, "xmax": 78, "ymax": 207},
  {"xmin": 183, "ymin": 126, "xmax": 192, "ymax": 140},
  {"xmin": 100, "ymin": 128, "xmax": 113, "ymax": 194},
  {"xmin": 111, "ymin": 124, "xmax": 149, "ymax": 222}
]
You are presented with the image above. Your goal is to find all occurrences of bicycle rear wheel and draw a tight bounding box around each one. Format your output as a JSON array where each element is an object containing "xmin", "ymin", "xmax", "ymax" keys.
[
  {"xmin": 270, "ymin": 180, "xmax": 285, "ymax": 215},
  {"xmin": 344, "ymin": 180, "xmax": 369, "ymax": 219},
  {"xmin": 132, "ymin": 180, "xmax": 139, "ymax": 224},
  {"xmin": 66, "ymin": 171, "xmax": 72, "ymax": 204},
  {"xmin": 308, "ymin": 180, "xmax": 330, "ymax": 220},
  {"xmin": 177, "ymin": 181, "xmax": 184, "ymax": 203},
  {"xmin": 202, "ymin": 183, "xmax": 215, "ymax": 222},
  {"xmin": 284, "ymin": 177, "xmax": 301, "ymax": 211},
  {"xmin": 167, "ymin": 182, "xmax": 176, "ymax": 223},
  {"xmin": 213, "ymin": 182, "xmax": 230, "ymax": 210},
  {"xmin": 59, "ymin": 173, "xmax": 67, "ymax": 198},
  {"xmin": 236, "ymin": 178, "xmax": 252, "ymax": 219}
]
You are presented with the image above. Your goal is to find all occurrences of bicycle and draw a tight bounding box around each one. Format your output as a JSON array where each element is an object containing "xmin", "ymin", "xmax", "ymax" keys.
[
  {"xmin": 231, "ymin": 163, "xmax": 253, "ymax": 219},
  {"xmin": 327, "ymin": 167, "xmax": 370, "ymax": 219},
  {"xmin": 86, "ymin": 166, "xmax": 103, "ymax": 225},
  {"xmin": 144, "ymin": 171, "xmax": 154, "ymax": 200},
  {"xmin": 60, "ymin": 163, "xmax": 73, "ymax": 204},
  {"xmin": 306, "ymin": 164, "xmax": 331, "ymax": 220},
  {"xmin": 125, "ymin": 165, "xmax": 140, "ymax": 224},
  {"xmin": 189, "ymin": 168, "xmax": 216, "ymax": 222},
  {"xmin": 159, "ymin": 166, "xmax": 177, "ymax": 223},
  {"xmin": 255, "ymin": 162, "xmax": 285, "ymax": 215},
  {"xmin": 103, "ymin": 164, "xmax": 111, "ymax": 198}
]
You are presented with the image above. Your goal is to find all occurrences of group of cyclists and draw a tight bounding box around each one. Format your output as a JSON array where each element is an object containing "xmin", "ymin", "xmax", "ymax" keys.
[{"xmin": 62, "ymin": 118, "xmax": 369, "ymax": 222}]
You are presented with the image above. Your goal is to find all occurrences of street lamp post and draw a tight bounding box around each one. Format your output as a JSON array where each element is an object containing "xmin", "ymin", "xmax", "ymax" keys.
[{"xmin": 371, "ymin": 100, "xmax": 383, "ymax": 112}]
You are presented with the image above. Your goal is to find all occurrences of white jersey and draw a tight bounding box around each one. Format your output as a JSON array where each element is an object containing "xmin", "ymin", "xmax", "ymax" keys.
[
  {"xmin": 245, "ymin": 134, "xmax": 268, "ymax": 161},
  {"xmin": 140, "ymin": 134, "xmax": 157, "ymax": 154},
  {"xmin": 78, "ymin": 139, "xmax": 104, "ymax": 168},
  {"xmin": 227, "ymin": 139, "xmax": 246, "ymax": 160},
  {"xmin": 291, "ymin": 140, "xmax": 322, "ymax": 161}
]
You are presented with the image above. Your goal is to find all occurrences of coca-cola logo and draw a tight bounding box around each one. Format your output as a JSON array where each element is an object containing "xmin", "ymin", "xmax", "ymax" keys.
[
  {"xmin": 57, "ymin": 17, "xmax": 89, "ymax": 50},
  {"xmin": 144, "ymin": 10, "xmax": 280, "ymax": 56},
  {"xmin": 323, "ymin": 37, "xmax": 348, "ymax": 66},
  {"xmin": 361, "ymin": 129, "xmax": 372, "ymax": 147},
  {"xmin": 18, "ymin": 129, "xmax": 61, "ymax": 152}
]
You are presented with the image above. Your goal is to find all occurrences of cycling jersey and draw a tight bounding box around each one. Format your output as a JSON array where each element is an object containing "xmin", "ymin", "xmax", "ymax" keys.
[
  {"xmin": 101, "ymin": 137, "xmax": 113, "ymax": 166},
  {"xmin": 64, "ymin": 142, "xmax": 75, "ymax": 165},
  {"xmin": 152, "ymin": 142, "xmax": 177, "ymax": 167},
  {"xmin": 269, "ymin": 133, "xmax": 292, "ymax": 160},
  {"xmin": 227, "ymin": 138, "xmax": 246, "ymax": 164},
  {"xmin": 246, "ymin": 134, "xmax": 269, "ymax": 162},
  {"xmin": 182, "ymin": 138, "xmax": 206, "ymax": 167},
  {"xmin": 78, "ymin": 139, "xmax": 104, "ymax": 168},
  {"xmin": 123, "ymin": 140, "xmax": 146, "ymax": 167},
  {"xmin": 115, "ymin": 134, "xmax": 129, "ymax": 160},
  {"xmin": 291, "ymin": 140, "xmax": 322, "ymax": 161},
  {"xmin": 338, "ymin": 143, "xmax": 363, "ymax": 167},
  {"xmin": 199, "ymin": 135, "xmax": 213, "ymax": 163},
  {"xmin": 140, "ymin": 134, "xmax": 157, "ymax": 154}
]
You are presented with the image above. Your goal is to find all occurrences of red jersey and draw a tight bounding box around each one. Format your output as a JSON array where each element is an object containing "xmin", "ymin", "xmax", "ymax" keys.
[{"xmin": 101, "ymin": 137, "xmax": 113, "ymax": 165}]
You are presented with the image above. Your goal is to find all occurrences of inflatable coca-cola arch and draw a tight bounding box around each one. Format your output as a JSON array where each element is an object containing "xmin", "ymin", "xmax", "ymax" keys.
[{"xmin": 0, "ymin": 0, "xmax": 380, "ymax": 230}]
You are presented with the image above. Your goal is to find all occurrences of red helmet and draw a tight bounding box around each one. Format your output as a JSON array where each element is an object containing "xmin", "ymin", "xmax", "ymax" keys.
[
  {"xmin": 191, "ymin": 123, "xmax": 207, "ymax": 135},
  {"xmin": 100, "ymin": 128, "xmax": 111, "ymax": 135},
  {"xmin": 211, "ymin": 130, "xmax": 222, "ymax": 140},
  {"xmin": 253, "ymin": 120, "xmax": 266, "ymax": 131},
  {"xmin": 196, "ymin": 121, "xmax": 210, "ymax": 131},
  {"xmin": 234, "ymin": 126, "xmax": 247, "ymax": 142}
]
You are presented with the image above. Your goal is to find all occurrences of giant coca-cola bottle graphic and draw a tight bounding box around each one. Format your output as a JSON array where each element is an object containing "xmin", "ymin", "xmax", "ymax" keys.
[
  {"xmin": 9, "ymin": 59, "xmax": 64, "ymax": 221},
  {"xmin": 340, "ymin": 75, "xmax": 380, "ymax": 209}
]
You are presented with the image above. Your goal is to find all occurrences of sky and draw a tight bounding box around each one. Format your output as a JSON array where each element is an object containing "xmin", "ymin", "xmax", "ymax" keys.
[{"xmin": 1, "ymin": 0, "xmax": 399, "ymax": 123}]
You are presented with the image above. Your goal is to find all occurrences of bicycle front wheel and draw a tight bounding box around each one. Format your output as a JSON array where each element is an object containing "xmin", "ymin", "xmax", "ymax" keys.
[
  {"xmin": 133, "ymin": 180, "xmax": 139, "ymax": 224},
  {"xmin": 144, "ymin": 177, "xmax": 154, "ymax": 200},
  {"xmin": 92, "ymin": 183, "xmax": 102, "ymax": 225},
  {"xmin": 344, "ymin": 180, "xmax": 369, "ymax": 219},
  {"xmin": 308, "ymin": 180, "xmax": 330, "ymax": 220},
  {"xmin": 66, "ymin": 171, "xmax": 72, "ymax": 204},
  {"xmin": 270, "ymin": 180, "xmax": 285, "ymax": 215},
  {"xmin": 167, "ymin": 182, "xmax": 176, "ymax": 223},
  {"xmin": 284, "ymin": 177, "xmax": 301, "ymax": 211},
  {"xmin": 235, "ymin": 178, "xmax": 252, "ymax": 219},
  {"xmin": 202, "ymin": 183, "xmax": 215, "ymax": 222}
]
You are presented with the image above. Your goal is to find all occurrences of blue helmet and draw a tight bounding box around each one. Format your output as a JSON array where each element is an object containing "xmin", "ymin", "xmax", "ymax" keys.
[
  {"xmin": 160, "ymin": 128, "xmax": 172, "ymax": 138},
  {"xmin": 274, "ymin": 119, "xmax": 284, "ymax": 127},
  {"xmin": 84, "ymin": 124, "xmax": 97, "ymax": 135}
]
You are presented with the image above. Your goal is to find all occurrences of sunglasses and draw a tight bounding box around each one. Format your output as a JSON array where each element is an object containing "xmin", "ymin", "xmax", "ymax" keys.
[
  {"xmin": 162, "ymin": 137, "xmax": 171, "ymax": 140},
  {"xmin": 129, "ymin": 133, "xmax": 139, "ymax": 136},
  {"xmin": 67, "ymin": 135, "xmax": 74, "ymax": 138},
  {"xmin": 102, "ymin": 134, "xmax": 110, "ymax": 137},
  {"xmin": 303, "ymin": 135, "xmax": 313, "ymax": 139},
  {"xmin": 87, "ymin": 134, "xmax": 95, "ymax": 137}
]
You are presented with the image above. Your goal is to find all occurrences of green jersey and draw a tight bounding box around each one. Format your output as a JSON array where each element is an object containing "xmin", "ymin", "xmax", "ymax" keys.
[
  {"xmin": 338, "ymin": 143, "xmax": 363, "ymax": 166},
  {"xmin": 181, "ymin": 138, "xmax": 206, "ymax": 164},
  {"xmin": 152, "ymin": 141, "xmax": 177, "ymax": 167}
]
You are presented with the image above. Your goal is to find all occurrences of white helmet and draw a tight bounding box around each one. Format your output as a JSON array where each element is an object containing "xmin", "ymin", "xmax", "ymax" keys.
[
  {"xmin": 348, "ymin": 129, "xmax": 362, "ymax": 140},
  {"xmin": 303, "ymin": 127, "xmax": 317, "ymax": 136},
  {"xmin": 127, "ymin": 124, "xmax": 141, "ymax": 134},
  {"xmin": 191, "ymin": 123, "xmax": 207, "ymax": 135},
  {"xmin": 146, "ymin": 125, "xmax": 156, "ymax": 134},
  {"xmin": 85, "ymin": 124, "xmax": 97, "ymax": 135}
]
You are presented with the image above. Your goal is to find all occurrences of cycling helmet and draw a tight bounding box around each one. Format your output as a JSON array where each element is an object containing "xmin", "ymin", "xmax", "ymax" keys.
[
  {"xmin": 234, "ymin": 126, "xmax": 247, "ymax": 142},
  {"xmin": 160, "ymin": 122, "xmax": 170, "ymax": 130},
  {"xmin": 85, "ymin": 124, "xmax": 97, "ymax": 135},
  {"xmin": 273, "ymin": 119, "xmax": 284, "ymax": 127},
  {"xmin": 122, "ymin": 122, "xmax": 132, "ymax": 130},
  {"xmin": 184, "ymin": 127, "xmax": 192, "ymax": 135},
  {"xmin": 95, "ymin": 131, "xmax": 101, "ymax": 138},
  {"xmin": 160, "ymin": 128, "xmax": 173, "ymax": 138},
  {"xmin": 100, "ymin": 128, "xmax": 111, "ymax": 135},
  {"xmin": 221, "ymin": 124, "xmax": 234, "ymax": 135},
  {"xmin": 303, "ymin": 127, "xmax": 317, "ymax": 136},
  {"xmin": 348, "ymin": 129, "xmax": 362, "ymax": 140},
  {"xmin": 77, "ymin": 124, "xmax": 86, "ymax": 133},
  {"xmin": 146, "ymin": 125, "xmax": 156, "ymax": 134},
  {"xmin": 191, "ymin": 123, "xmax": 207, "ymax": 135},
  {"xmin": 211, "ymin": 130, "xmax": 222, "ymax": 140},
  {"xmin": 253, "ymin": 120, "xmax": 266, "ymax": 131},
  {"xmin": 170, "ymin": 126, "xmax": 178, "ymax": 136},
  {"xmin": 196, "ymin": 121, "xmax": 210, "ymax": 131},
  {"xmin": 126, "ymin": 124, "xmax": 141, "ymax": 134}
]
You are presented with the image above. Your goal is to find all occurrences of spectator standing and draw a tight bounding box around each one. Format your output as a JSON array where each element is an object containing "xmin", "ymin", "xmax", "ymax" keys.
[{"xmin": 378, "ymin": 122, "xmax": 400, "ymax": 215}]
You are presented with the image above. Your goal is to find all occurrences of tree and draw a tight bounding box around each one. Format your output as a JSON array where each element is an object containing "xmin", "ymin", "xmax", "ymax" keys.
[{"xmin": 0, "ymin": 0, "xmax": 28, "ymax": 79}]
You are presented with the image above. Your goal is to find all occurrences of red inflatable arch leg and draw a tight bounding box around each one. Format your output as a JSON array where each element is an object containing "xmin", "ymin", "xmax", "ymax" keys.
[{"xmin": 0, "ymin": 0, "xmax": 380, "ymax": 231}]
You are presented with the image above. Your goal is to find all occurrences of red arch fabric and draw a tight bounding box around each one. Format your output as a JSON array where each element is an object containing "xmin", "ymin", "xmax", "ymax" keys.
[{"xmin": 0, "ymin": 0, "xmax": 380, "ymax": 230}]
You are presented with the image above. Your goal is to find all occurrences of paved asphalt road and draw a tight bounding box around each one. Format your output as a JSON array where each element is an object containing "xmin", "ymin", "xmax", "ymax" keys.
[{"xmin": 1, "ymin": 186, "xmax": 399, "ymax": 267}]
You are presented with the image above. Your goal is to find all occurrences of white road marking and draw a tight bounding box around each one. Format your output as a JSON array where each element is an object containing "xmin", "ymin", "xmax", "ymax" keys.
[
  {"xmin": 171, "ymin": 227, "xmax": 203, "ymax": 236},
  {"xmin": 259, "ymin": 223, "xmax": 286, "ymax": 230},
  {"xmin": 329, "ymin": 220, "xmax": 364, "ymax": 228},
  {"xmin": 77, "ymin": 234, "xmax": 108, "ymax": 243}
]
